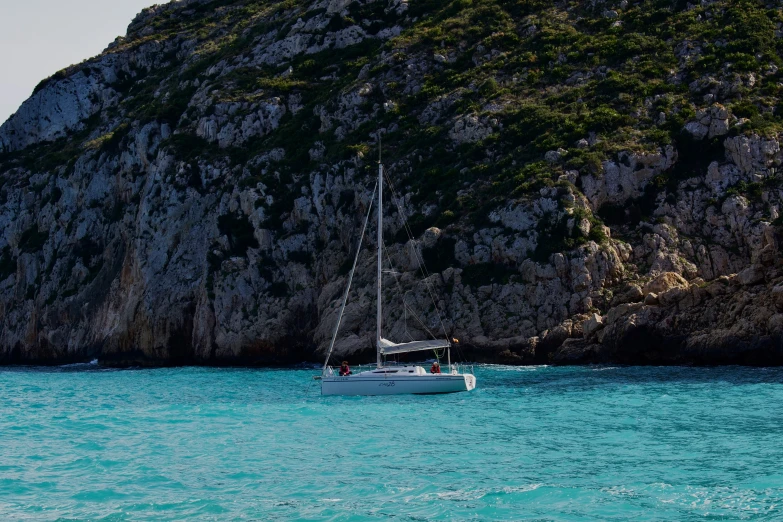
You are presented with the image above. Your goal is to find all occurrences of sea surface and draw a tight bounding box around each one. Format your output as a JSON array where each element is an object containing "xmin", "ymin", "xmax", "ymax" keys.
[{"xmin": 1, "ymin": 364, "xmax": 783, "ymax": 521}]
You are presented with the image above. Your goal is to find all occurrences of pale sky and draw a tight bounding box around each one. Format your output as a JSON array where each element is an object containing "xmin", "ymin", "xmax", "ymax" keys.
[{"xmin": 0, "ymin": 0, "xmax": 160, "ymax": 126}]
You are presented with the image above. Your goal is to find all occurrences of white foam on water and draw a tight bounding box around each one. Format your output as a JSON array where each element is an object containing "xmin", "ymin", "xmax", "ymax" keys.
[
  {"xmin": 58, "ymin": 358, "xmax": 99, "ymax": 369},
  {"xmin": 480, "ymin": 364, "xmax": 547, "ymax": 372}
]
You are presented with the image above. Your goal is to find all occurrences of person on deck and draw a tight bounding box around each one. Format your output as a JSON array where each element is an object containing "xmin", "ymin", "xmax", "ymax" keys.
[
  {"xmin": 430, "ymin": 361, "xmax": 441, "ymax": 374},
  {"xmin": 339, "ymin": 361, "xmax": 352, "ymax": 376}
]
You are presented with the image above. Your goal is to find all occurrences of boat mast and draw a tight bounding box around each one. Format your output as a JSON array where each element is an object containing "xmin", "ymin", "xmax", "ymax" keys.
[{"xmin": 376, "ymin": 137, "xmax": 383, "ymax": 369}]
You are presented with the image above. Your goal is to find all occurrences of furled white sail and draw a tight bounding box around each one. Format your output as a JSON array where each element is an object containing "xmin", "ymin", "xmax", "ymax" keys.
[{"xmin": 378, "ymin": 338, "xmax": 450, "ymax": 355}]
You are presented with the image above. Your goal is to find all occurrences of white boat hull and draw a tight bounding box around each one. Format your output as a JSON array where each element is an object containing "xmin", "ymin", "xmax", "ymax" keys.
[{"xmin": 322, "ymin": 367, "xmax": 476, "ymax": 396}]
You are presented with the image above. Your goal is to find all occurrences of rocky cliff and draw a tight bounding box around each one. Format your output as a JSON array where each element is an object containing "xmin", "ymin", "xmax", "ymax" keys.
[{"xmin": 1, "ymin": 0, "xmax": 783, "ymax": 366}]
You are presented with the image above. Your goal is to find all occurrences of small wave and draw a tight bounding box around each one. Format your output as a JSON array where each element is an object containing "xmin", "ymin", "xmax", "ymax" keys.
[
  {"xmin": 54, "ymin": 359, "xmax": 103, "ymax": 371},
  {"xmin": 498, "ymin": 484, "xmax": 543, "ymax": 495},
  {"xmin": 58, "ymin": 359, "xmax": 99, "ymax": 369},
  {"xmin": 478, "ymin": 364, "xmax": 547, "ymax": 371}
]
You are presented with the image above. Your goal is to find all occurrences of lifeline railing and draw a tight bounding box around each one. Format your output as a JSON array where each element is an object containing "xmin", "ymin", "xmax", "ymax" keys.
[{"xmin": 318, "ymin": 362, "xmax": 476, "ymax": 378}]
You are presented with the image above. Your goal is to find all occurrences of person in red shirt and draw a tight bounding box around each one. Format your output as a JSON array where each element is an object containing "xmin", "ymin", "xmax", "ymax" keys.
[
  {"xmin": 430, "ymin": 361, "xmax": 441, "ymax": 374},
  {"xmin": 339, "ymin": 361, "xmax": 352, "ymax": 376}
]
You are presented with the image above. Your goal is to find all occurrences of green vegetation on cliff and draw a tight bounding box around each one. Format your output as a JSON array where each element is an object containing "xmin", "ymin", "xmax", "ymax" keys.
[
  {"xmin": 1, "ymin": 0, "xmax": 783, "ymax": 365},
  {"xmin": 4, "ymin": 0, "xmax": 782, "ymax": 221}
]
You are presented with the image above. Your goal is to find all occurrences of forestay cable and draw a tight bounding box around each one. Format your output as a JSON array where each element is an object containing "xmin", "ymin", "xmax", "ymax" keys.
[{"xmin": 322, "ymin": 182, "xmax": 378, "ymax": 375}]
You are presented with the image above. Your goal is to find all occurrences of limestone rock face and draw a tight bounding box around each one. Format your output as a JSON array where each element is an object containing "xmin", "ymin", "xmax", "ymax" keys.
[
  {"xmin": 580, "ymin": 147, "xmax": 677, "ymax": 208},
  {"xmin": 0, "ymin": 68, "xmax": 114, "ymax": 152},
  {"xmin": 449, "ymin": 115, "xmax": 493, "ymax": 144},
  {"xmin": 548, "ymin": 266, "xmax": 783, "ymax": 366},
  {"xmin": 737, "ymin": 265, "xmax": 765, "ymax": 286},
  {"xmin": 683, "ymin": 104, "xmax": 730, "ymax": 140},
  {"xmin": 1, "ymin": 0, "xmax": 783, "ymax": 366},
  {"xmin": 196, "ymin": 99, "xmax": 286, "ymax": 148},
  {"xmin": 724, "ymin": 135, "xmax": 782, "ymax": 175},
  {"xmin": 643, "ymin": 272, "xmax": 689, "ymax": 295},
  {"xmin": 582, "ymin": 313, "xmax": 604, "ymax": 339}
]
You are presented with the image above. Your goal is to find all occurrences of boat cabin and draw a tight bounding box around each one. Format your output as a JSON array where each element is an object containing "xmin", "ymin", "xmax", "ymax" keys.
[{"xmin": 368, "ymin": 366, "xmax": 427, "ymax": 375}]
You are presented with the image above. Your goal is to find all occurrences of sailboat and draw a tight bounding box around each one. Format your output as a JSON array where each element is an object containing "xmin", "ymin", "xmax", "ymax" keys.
[{"xmin": 319, "ymin": 150, "xmax": 477, "ymax": 396}]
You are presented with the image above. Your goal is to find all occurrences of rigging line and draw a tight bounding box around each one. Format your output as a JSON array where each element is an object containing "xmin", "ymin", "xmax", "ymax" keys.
[
  {"xmin": 400, "ymin": 299, "xmax": 439, "ymax": 341},
  {"xmin": 382, "ymin": 169, "xmax": 440, "ymax": 294},
  {"xmin": 382, "ymin": 169, "xmax": 450, "ymax": 340},
  {"xmin": 401, "ymin": 291, "xmax": 430, "ymax": 342},
  {"xmin": 381, "ymin": 244, "xmax": 439, "ymax": 340},
  {"xmin": 386, "ymin": 188, "xmax": 449, "ymax": 341},
  {"xmin": 384, "ymin": 248, "xmax": 438, "ymax": 341},
  {"xmin": 382, "ymin": 242, "xmax": 439, "ymax": 339},
  {"xmin": 381, "ymin": 171, "xmax": 439, "ymax": 284},
  {"xmin": 381, "ymin": 171, "xmax": 435, "ymax": 278},
  {"xmin": 380, "ymin": 245, "xmax": 414, "ymax": 340},
  {"xmin": 322, "ymin": 181, "xmax": 378, "ymax": 375},
  {"xmin": 403, "ymin": 297, "xmax": 409, "ymax": 341}
]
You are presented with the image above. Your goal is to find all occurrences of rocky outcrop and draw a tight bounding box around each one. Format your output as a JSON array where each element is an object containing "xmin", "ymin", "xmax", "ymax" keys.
[
  {"xmin": 550, "ymin": 265, "xmax": 783, "ymax": 366},
  {"xmin": 449, "ymin": 115, "xmax": 494, "ymax": 144},
  {"xmin": 0, "ymin": 69, "xmax": 114, "ymax": 152},
  {"xmin": 580, "ymin": 147, "xmax": 677, "ymax": 208},
  {"xmin": 683, "ymin": 104, "xmax": 730, "ymax": 140},
  {"xmin": 196, "ymin": 99, "xmax": 286, "ymax": 148}
]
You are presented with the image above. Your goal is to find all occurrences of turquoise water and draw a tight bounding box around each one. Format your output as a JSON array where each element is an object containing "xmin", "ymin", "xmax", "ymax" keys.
[{"xmin": 1, "ymin": 365, "xmax": 782, "ymax": 521}]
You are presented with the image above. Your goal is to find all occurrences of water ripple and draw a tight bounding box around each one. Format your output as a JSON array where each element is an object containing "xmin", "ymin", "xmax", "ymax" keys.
[{"xmin": 1, "ymin": 365, "xmax": 782, "ymax": 520}]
